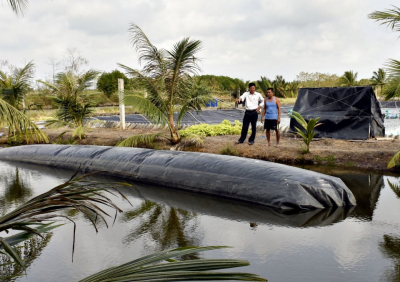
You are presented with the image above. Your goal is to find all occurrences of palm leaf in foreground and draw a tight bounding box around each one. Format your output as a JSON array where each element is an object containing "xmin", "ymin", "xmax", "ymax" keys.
[
  {"xmin": 117, "ymin": 132, "xmax": 163, "ymax": 147},
  {"xmin": 80, "ymin": 246, "xmax": 266, "ymax": 282},
  {"xmin": 0, "ymin": 171, "xmax": 132, "ymax": 267},
  {"xmin": 0, "ymin": 98, "xmax": 48, "ymax": 144},
  {"xmin": 388, "ymin": 151, "xmax": 400, "ymax": 169}
]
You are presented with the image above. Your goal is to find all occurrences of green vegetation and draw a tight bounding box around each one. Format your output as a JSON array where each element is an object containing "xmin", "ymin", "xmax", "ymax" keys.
[
  {"xmin": 118, "ymin": 23, "xmax": 210, "ymax": 145},
  {"xmin": 179, "ymin": 120, "xmax": 242, "ymax": 137},
  {"xmin": 38, "ymin": 70, "xmax": 100, "ymax": 139},
  {"xmin": 289, "ymin": 111, "xmax": 322, "ymax": 153},
  {"xmin": 0, "ymin": 61, "xmax": 34, "ymax": 109},
  {"xmin": 314, "ymin": 155, "xmax": 335, "ymax": 166},
  {"xmin": 257, "ymin": 75, "xmax": 299, "ymax": 98},
  {"xmin": 80, "ymin": 246, "xmax": 265, "ymax": 282},
  {"xmin": 97, "ymin": 70, "xmax": 130, "ymax": 98},
  {"xmin": 220, "ymin": 144, "xmax": 239, "ymax": 156},
  {"xmin": 295, "ymin": 72, "xmax": 340, "ymax": 88},
  {"xmin": 339, "ymin": 70, "xmax": 358, "ymax": 86}
]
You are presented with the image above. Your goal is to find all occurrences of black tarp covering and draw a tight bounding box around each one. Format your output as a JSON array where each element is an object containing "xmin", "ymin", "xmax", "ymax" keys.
[
  {"xmin": 290, "ymin": 86, "xmax": 385, "ymax": 140},
  {"xmin": 0, "ymin": 145, "xmax": 356, "ymax": 210}
]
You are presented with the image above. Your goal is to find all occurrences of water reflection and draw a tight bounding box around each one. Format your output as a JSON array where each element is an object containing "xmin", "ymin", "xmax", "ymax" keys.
[
  {"xmin": 121, "ymin": 200, "xmax": 202, "ymax": 259},
  {"xmin": 379, "ymin": 234, "xmax": 400, "ymax": 282},
  {"xmin": 0, "ymin": 168, "xmax": 33, "ymax": 214},
  {"xmin": 301, "ymin": 167, "xmax": 385, "ymax": 220},
  {"xmin": 0, "ymin": 233, "xmax": 52, "ymax": 282}
]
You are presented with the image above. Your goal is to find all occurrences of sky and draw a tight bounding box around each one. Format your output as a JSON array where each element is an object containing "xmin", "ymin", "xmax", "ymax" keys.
[{"xmin": 1, "ymin": 0, "xmax": 400, "ymax": 83}]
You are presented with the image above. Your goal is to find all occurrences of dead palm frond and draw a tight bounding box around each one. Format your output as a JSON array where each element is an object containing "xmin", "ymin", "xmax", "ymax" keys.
[
  {"xmin": 80, "ymin": 246, "xmax": 266, "ymax": 282},
  {"xmin": 0, "ymin": 171, "xmax": 132, "ymax": 268}
]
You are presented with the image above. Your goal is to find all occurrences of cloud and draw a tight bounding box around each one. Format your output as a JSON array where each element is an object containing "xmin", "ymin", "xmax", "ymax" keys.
[{"xmin": 1, "ymin": 0, "xmax": 399, "ymax": 82}]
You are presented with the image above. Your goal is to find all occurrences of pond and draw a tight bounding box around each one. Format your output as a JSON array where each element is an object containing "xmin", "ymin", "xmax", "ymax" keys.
[{"xmin": 1, "ymin": 160, "xmax": 400, "ymax": 282}]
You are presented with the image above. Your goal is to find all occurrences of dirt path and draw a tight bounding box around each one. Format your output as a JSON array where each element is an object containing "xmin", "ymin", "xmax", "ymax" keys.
[{"xmin": 1, "ymin": 127, "xmax": 399, "ymax": 172}]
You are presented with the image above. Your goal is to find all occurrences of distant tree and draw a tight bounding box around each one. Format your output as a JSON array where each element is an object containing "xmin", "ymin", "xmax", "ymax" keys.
[
  {"xmin": 97, "ymin": 70, "xmax": 129, "ymax": 98},
  {"xmin": 0, "ymin": 61, "xmax": 34, "ymax": 109},
  {"xmin": 371, "ymin": 68, "xmax": 387, "ymax": 95},
  {"xmin": 296, "ymin": 72, "xmax": 340, "ymax": 87},
  {"xmin": 340, "ymin": 71, "xmax": 358, "ymax": 86}
]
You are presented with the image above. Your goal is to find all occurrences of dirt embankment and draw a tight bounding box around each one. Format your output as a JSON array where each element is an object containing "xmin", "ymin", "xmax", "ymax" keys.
[{"xmin": 1, "ymin": 127, "xmax": 399, "ymax": 173}]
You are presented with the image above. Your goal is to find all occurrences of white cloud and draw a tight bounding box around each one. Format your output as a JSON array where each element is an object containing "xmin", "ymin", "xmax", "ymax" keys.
[{"xmin": 1, "ymin": 0, "xmax": 399, "ymax": 82}]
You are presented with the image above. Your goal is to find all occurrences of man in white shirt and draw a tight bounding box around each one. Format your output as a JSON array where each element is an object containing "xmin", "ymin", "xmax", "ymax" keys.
[{"xmin": 235, "ymin": 83, "xmax": 264, "ymax": 145}]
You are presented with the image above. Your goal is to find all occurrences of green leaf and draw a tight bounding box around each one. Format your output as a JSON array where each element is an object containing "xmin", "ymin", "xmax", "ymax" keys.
[{"xmin": 0, "ymin": 237, "xmax": 25, "ymax": 270}]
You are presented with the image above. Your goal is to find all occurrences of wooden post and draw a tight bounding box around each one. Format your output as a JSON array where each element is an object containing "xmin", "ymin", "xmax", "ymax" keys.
[{"xmin": 118, "ymin": 79, "xmax": 126, "ymax": 130}]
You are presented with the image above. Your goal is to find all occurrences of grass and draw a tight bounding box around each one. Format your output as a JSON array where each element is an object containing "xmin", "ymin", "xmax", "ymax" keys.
[
  {"xmin": 220, "ymin": 143, "xmax": 239, "ymax": 156},
  {"xmin": 314, "ymin": 155, "xmax": 335, "ymax": 166}
]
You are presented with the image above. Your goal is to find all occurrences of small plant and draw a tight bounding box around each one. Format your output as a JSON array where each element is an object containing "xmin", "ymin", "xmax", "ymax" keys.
[
  {"xmin": 314, "ymin": 155, "xmax": 335, "ymax": 166},
  {"xmin": 220, "ymin": 143, "xmax": 239, "ymax": 156},
  {"xmin": 289, "ymin": 111, "xmax": 322, "ymax": 153}
]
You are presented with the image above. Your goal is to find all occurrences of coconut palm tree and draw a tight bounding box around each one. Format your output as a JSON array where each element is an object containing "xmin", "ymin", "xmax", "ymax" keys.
[
  {"xmin": 0, "ymin": 61, "xmax": 34, "ymax": 110},
  {"xmin": 38, "ymin": 70, "xmax": 100, "ymax": 139},
  {"xmin": 118, "ymin": 23, "xmax": 210, "ymax": 145},
  {"xmin": 340, "ymin": 71, "xmax": 358, "ymax": 86},
  {"xmin": 371, "ymin": 68, "xmax": 387, "ymax": 95}
]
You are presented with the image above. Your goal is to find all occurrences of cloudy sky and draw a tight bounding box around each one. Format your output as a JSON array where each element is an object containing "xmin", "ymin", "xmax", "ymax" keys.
[{"xmin": 1, "ymin": 0, "xmax": 399, "ymax": 82}]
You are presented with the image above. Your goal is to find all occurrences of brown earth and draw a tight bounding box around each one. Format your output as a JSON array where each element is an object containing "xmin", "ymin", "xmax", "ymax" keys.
[{"xmin": 1, "ymin": 127, "xmax": 399, "ymax": 173}]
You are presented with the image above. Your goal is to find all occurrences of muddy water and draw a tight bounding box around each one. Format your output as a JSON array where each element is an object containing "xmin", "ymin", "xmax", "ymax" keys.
[{"xmin": 0, "ymin": 161, "xmax": 400, "ymax": 282}]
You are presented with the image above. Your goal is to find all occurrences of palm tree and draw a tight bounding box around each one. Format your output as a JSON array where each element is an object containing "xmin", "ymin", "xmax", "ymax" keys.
[
  {"xmin": 371, "ymin": 68, "xmax": 387, "ymax": 95},
  {"xmin": 38, "ymin": 70, "xmax": 99, "ymax": 139},
  {"xmin": 339, "ymin": 71, "xmax": 358, "ymax": 86},
  {"xmin": 118, "ymin": 23, "xmax": 210, "ymax": 145},
  {"xmin": 0, "ymin": 61, "xmax": 34, "ymax": 109}
]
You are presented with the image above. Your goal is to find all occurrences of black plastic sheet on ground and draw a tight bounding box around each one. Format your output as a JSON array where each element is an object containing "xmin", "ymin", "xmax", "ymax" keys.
[
  {"xmin": 290, "ymin": 86, "xmax": 385, "ymax": 140},
  {"xmin": 0, "ymin": 145, "xmax": 357, "ymax": 211},
  {"xmin": 96, "ymin": 109, "xmax": 245, "ymax": 125}
]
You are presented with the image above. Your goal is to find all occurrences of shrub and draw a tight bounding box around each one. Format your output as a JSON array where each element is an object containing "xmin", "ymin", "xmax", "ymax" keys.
[
  {"xmin": 97, "ymin": 70, "xmax": 130, "ymax": 98},
  {"xmin": 179, "ymin": 120, "xmax": 242, "ymax": 137}
]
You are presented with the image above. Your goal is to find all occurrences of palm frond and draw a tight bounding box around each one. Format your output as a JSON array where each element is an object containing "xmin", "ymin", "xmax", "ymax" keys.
[
  {"xmin": 80, "ymin": 246, "xmax": 266, "ymax": 282},
  {"xmin": 383, "ymin": 78, "xmax": 400, "ymax": 100},
  {"xmin": 7, "ymin": 0, "xmax": 28, "ymax": 16},
  {"xmin": 123, "ymin": 95, "xmax": 167, "ymax": 125},
  {"xmin": 368, "ymin": 6, "xmax": 400, "ymax": 32},
  {"xmin": 388, "ymin": 150, "xmax": 400, "ymax": 168},
  {"xmin": 0, "ymin": 98, "xmax": 48, "ymax": 143},
  {"xmin": 117, "ymin": 132, "xmax": 163, "ymax": 147},
  {"xmin": 128, "ymin": 23, "xmax": 167, "ymax": 76},
  {"xmin": 0, "ymin": 172, "xmax": 132, "ymax": 266},
  {"xmin": 386, "ymin": 59, "xmax": 400, "ymax": 78}
]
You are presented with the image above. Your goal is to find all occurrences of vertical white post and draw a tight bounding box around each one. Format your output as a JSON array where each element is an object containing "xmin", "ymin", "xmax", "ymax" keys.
[
  {"xmin": 22, "ymin": 96, "xmax": 26, "ymax": 113},
  {"xmin": 118, "ymin": 78, "xmax": 126, "ymax": 130}
]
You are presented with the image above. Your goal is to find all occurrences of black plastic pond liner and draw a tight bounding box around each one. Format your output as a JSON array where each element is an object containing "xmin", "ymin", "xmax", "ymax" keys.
[
  {"xmin": 0, "ymin": 145, "xmax": 356, "ymax": 210},
  {"xmin": 290, "ymin": 86, "xmax": 385, "ymax": 140}
]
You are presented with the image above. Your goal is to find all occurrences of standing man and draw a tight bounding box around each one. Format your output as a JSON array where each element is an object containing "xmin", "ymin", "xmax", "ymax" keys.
[
  {"xmin": 261, "ymin": 88, "xmax": 281, "ymax": 147},
  {"xmin": 235, "ymin": 83, "xmax": 264, "ymax": 145}
]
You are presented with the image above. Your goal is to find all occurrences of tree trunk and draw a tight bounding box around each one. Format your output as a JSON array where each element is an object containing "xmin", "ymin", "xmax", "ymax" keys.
[{"xmin": 168, "ymin": 113, "xmax": 180, "ymax": 144}]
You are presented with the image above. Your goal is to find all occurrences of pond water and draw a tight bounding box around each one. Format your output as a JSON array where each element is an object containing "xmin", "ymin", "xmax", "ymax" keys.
[{"xmin": 1, "ymin": 161, "xmax": 400, "ymax": 282}]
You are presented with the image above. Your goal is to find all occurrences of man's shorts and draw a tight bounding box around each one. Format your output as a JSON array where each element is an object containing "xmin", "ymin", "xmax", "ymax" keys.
[{"xmin": 264, "ymin": 119, "xmax": 278, "ymax": 131}]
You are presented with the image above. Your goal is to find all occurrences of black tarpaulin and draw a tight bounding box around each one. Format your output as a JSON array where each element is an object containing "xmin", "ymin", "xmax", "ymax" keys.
[
  {"xmin": 290, "ymin": 86, "xmax": 385, "ymax": 140},
  {"xmin": 0, "ymin": 145, "xmax": 357, "ymax": 210}
]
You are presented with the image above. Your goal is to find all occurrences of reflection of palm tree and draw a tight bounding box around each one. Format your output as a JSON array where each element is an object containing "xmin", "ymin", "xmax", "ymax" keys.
[
  {"xmin": 121, "ymin": 200, "xmax": 202, "ymax": 259},
  {"xmin": 379, "ymin": 234, "xmax": 400, "ymax": 281},
  {"xmin": 0, "ymin": 233, "xmax": 52, "ymax": 281},
  {"xmin": 0, "ymin": 168, "xmax": 33, "ymax": 215}
]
